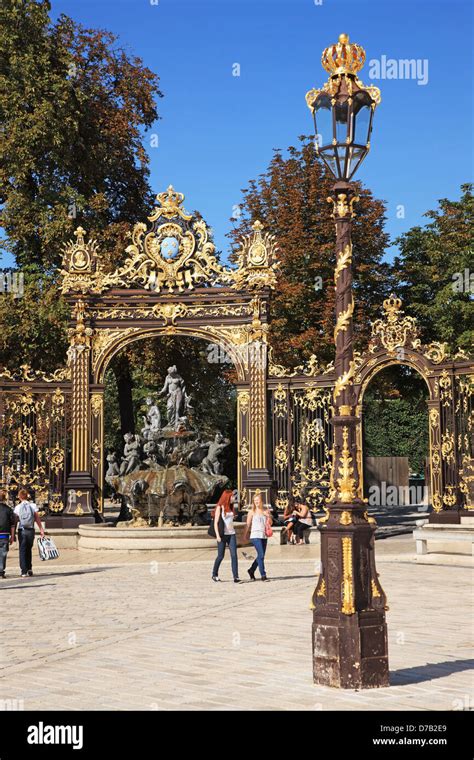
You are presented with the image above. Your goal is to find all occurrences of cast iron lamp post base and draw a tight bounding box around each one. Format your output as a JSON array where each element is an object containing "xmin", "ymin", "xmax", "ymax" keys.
[{"xmin": 312, "ymin": 503, "xmax": 389, "ymax": 689}]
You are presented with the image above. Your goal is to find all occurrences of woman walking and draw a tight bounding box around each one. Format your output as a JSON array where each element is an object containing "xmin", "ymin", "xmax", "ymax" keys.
[
  {"xmin": 211, "ymin": 490, "xmax": 241, "ymax": 583},
  {"xmin": 245, "ymin": 493, "xmax": 272, "ymax": 581}
]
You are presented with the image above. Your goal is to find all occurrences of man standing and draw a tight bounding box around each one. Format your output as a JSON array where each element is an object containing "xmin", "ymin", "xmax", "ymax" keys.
[
  {"xmin": 0, "ymin": 490, "xmax": 15, "ymax": 578},
  {"xmin": 14, "ymin": 488, "xmax": 44, "ymax": 578}
]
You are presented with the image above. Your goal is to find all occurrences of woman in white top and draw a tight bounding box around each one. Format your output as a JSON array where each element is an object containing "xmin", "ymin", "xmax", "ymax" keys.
[
  {"xmin": 244, "ymin": 493, "xmax": 272, "ymax": 581},
  {"xmin": 212, "ymin": 490, "xmax": 241, "ymax": 583},
  {"xmin": 293, "ymin": 502, "xmax": 313, "ymax": 545}
]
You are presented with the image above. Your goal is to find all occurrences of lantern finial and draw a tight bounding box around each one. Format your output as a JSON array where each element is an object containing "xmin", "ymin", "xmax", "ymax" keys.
[{"xmin": 321, "ymin": 34, "xmax": 366, "ymax": 76}]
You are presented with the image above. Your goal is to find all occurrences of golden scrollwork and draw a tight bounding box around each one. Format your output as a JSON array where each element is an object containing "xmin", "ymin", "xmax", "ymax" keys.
[
  {"xmin": 439, "ymin": 370, "xmax": 453, "ymax": 407},
  {"xmin": 14, "ymin": 424, "xmax": 37, "ymax": 451},
  {"xmin": 339, "ymin": 510, "xmax": 352, "ymax": 525},
  {"xmin": 337, "ymin": 427, "xmax": 356, "ymax": 504},
  {"xmin": 274, "ymin": 383, "xmax": 287, "ymax": 418},
  {"xmin": 51, "ymin": 388, "xmax": 65, "ymax": 422},
  {"xmin": 333, "ymin": 360, "xmax": 355, "ymax": 401},
  {"xmin": 276, "ymin": 490, "xmax": 289, "ymax": 510},
  {"xmin": 327, "ymin": 193, "xmax": 359, "ymax": 219},
  {"xmin": 441, "ymin": 432, "xmax": 455, "ymax": 465},
  {"xmin": 334, "ymin": 243, "xmax": 352, "ymax": 284},
  {"xmin": 371, "ymin": 579, "xmax": 381, "ymax": 598},
  {"xmin": 238, "ymin": 390, "xmax": 250, "ymax": 415},
  {"xmin": 232, "ymin": 220, "xmax": 279, "ymax": 290},
  {"xmin": 45, "ymin": 442, "xmax": 65, "ymax": 475},
  {"xmin": 268, "ymin": 348, "xmax": 323, "ymax": 378},
  {"xmin": 91, "ymin": 327, "xmax": 142, "ymax": 376},
  {"xmin": 423, "ymin": 341, "xmax": 450, "ymax": 365},
  {"xmin": 334, "ymin": 298, "xmax": 354, "ymax": 342},
  {"xmin": 294, "ymin": 385, "xmax": 332, "ymax": 413},
  {"xmin": 370, "ymin": 295, "xmax": 419, "ymax": 353},
  {"xmin": 442, "ymin": 486, "xmax": 457, "ymax": 507},
  {"xmin": 0, "ymin": 364, "xmax": 70, "ymax": 383},
  {"xmin": 341, "ymin": 536, "xmax": 355, "ymax": 615},
  {"xmin": 60, "ymin": 227, "xmax": 103, "ymax": 294},
  {"xmin": 274, "ymin": 439, "xmax": 289, "ymax": 471},
  {"xmin": 91, "ymin": 438, "xmax": 101, "ymax": 469},
  {"xmin": 67, "ymin": 299, "xmax": 93, "ymax": 365},
  {"xmin": 316, "ymin": 578, "xmax": 326, "ymax": 597},
  {"xmin": 239, "ymin": 437, "xmax": 250, "ymax": 466},
  {"xmin": 90, "ymin": 394, "xmax": 103, "ymax": 418}
]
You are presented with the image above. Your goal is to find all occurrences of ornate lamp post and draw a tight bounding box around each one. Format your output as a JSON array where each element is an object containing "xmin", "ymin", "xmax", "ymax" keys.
[{"xmin": 306, "ymin": 34, "xmax": 389, "ymax": 689}]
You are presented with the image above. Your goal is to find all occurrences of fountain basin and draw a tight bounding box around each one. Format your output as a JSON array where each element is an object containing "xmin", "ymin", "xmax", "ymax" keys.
[{"xmin": 78, "ymin": 522, "xmax": 249, "ymax": 552}]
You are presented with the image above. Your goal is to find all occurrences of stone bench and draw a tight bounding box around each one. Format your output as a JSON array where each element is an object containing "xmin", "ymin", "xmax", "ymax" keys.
[
  {"xmin": 267, "ymin": 525, "xmax": 317, "ymax": 546},
  {"xmin": 413, "ymin": 522, "xmax": 474, "ymax": 556}
]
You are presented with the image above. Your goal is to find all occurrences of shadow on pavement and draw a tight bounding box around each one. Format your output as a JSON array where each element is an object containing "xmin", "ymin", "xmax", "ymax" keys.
[{"xmin": 391, "ymin": 658, "xmax": 474, "ymax": 685}]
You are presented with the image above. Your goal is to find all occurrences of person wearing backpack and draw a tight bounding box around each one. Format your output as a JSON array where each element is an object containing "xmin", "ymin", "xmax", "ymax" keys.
[
  {"xmin": 14, "ymin": 488, "xmax": 44, "ymax": 577},
  {"xmin": 0, "ymin": 489, "xmax": 16, "ymax": 578}
]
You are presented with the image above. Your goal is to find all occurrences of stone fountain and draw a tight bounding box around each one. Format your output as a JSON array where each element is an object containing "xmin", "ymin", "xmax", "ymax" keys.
[
  {"xmin": 77, "ymin": 365, "xmax": 247, "ymax": 551},
  {"xmin": 106, "ymin": 365, "xmax": 230, "ymax": 527}
]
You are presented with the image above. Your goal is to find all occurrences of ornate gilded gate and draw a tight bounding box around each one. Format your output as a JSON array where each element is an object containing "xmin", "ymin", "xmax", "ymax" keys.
[
  {"xmin": 56, "ymin": 186, "xmax": 279, "ymax": 522},
  {"xmin": 0, "ymin": 366, "xmax": 71, "ymax": 514},
  {"xmin": 269, "ymin": 296, "xmax": 474, "ymax": 519},
  {"xmin": 0, "ymin": 188, "xmax": 472, "ymax": 525}
]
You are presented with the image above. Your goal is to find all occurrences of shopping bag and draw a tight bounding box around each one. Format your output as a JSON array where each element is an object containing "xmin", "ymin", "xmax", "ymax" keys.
[{"xmin": 37, "ymin": 536, "xmax": 60, "ymax": 561}]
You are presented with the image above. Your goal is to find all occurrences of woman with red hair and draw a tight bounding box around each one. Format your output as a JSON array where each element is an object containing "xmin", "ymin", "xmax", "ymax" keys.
[{"xmin": 211, "ymin": 489, "xmax": 241, "ymax": 583}]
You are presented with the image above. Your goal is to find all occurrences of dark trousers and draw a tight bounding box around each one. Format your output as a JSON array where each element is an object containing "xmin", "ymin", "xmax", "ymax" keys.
[
  {"xmin": 19, "ymin": 528, "xmax": 35, "ymax": 573},
  {"xmin": 249, "ymin": 538, "xmax": 268, "ymax": 577},
  {"xmin": 294, "ymin": 521, "xmax": 311, "ymax": 541},
  {"xmin": 0, "ymin": 538, "xmax": 9, "ymax": 574},
  {"xmin": 212, "ymin": 534, "xmax": 238, "ymax": 579}
]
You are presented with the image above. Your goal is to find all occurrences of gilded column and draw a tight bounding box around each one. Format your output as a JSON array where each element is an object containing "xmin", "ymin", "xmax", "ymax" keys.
[
  {"xmin": 64, "ymin": 299, "xmax": 96, "ymax": 520},
  {"xmin": 243, "ymin": 303, "xmax": 273, "ymax": 505}
]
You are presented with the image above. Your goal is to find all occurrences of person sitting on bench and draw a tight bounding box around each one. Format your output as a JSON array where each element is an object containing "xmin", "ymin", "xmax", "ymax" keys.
[
  {"xmin": 283, "ymin": 501, "xmax": 298, "ymax": 543},
  {"xmin": 293, "ymin": 502, "xmax": 312, "ymax": 544}
]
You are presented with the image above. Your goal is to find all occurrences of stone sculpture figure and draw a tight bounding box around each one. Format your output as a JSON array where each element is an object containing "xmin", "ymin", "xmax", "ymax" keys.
[
  {"xmin": 159, "ymin": 365, "xmax": 188, "ymax": 430},
  {"xmin": 119, "ymin": 432, "xmax": 141, "ymax": 476},
  {"xmin": 142, "ymin": 396, "xmax": 161, "ymax": 441},
  {"xmin": 201, "ymin": 432, "xmax": 230, "ymax": 475},
  {"xmin": 105, "ymin": 452, "xmax": 120, "ymax": 479}
]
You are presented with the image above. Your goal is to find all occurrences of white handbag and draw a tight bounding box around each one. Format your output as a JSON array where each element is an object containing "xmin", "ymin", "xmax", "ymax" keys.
[{"xmin": 37, "ymin": 535, "xmax": 59, "ymax": 561}]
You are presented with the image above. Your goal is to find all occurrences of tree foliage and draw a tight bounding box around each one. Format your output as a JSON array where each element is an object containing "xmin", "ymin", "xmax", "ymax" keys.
[
  {"xmin": 363, "ymin": 366, "xmax": 429, "ymax": 475},
  {"xmin": 393, "ymin": 184, "xmax": 473, "ymax": 352},
  {"xmin": 0, "ymin": 0, "xmax": 162, "ymax": 273},
  {"xmin": 230, "ymin": 137, "xmax": 392, "ymax": 367}
]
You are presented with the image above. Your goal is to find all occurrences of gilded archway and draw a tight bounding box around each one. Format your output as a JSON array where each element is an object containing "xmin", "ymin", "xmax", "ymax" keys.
[{"xmin": 59, "ymin": 186, "xmax": 280, "ymax": 519}]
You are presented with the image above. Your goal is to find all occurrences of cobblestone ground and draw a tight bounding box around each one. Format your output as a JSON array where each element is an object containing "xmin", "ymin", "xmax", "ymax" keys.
[{"xmin": 0, "ymin": 538, "xmax": 472, "ymax": 711}]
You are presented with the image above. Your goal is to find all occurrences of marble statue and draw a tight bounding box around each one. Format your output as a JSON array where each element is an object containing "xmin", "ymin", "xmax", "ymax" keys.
[
  {"xmin": 159, "ymin": 365, "xmax": 189, "ymax": 430},
  {"xmin": 142, "ymin": 396, "xmax": 161, "ymax": 441},
  {"xmin": 109, "ymin": 367, "xmax": 233, "ymax": 526},
  {"xmin": 201, "ymin": 432, "xmax": 230, "ymax": 475},
  {"xmin": 106, "ymin": 451, "xmax": 120, "ymax": 478},
  {"xmin": 119, "ymin": 432, "xmax": 141, "ymax": 476}
]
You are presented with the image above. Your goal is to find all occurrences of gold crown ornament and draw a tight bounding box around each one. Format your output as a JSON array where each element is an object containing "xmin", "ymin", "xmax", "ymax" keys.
[
  {"xmin": 383, "ymin": 294, "xmax": 403, "ymax": 316},
  {"xmin": 321, "ymin": 33, "xmax": 366, "ymax": 77}
]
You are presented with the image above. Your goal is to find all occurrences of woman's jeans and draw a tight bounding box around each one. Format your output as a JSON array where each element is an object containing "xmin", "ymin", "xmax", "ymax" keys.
[
  {"xmin": 19, "ymin": 528, "xmax": 35, "ymax": 574},
  {"xmin": 250, "ymin": 538, "xmax": 268, "ymax": 577},
  {"xmin": 212, "ymin": 534, "xmax": 238, "ymax": 579}
]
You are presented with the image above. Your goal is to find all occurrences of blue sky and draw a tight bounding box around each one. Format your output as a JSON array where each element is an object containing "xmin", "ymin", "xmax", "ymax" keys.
[{"xmin": 3, "ymin": 0, "xmax": 473, "ymax": 265}]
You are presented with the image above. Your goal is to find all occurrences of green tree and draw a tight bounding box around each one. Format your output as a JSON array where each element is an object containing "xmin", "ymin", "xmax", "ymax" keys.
[
  {"xmin": 230, "ymin": 137, "xmax": 393, "ymax": 368},
  {"xmin": 393, "ymin": 184, "xmax": 474, "ymax": 352},
  {"xmin": 0, "ymin": 0, "xmax": 162, "ymax": 272},
  {"xmin": 0, "ymin": 0, "xmax": 163, "ymax": 435},
  {"xmin": 363, "ymin": 367, "xmax": 429, "ymax": 475}
]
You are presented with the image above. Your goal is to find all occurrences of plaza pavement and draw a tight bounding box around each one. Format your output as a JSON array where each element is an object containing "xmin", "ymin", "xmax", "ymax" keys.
[{"xmin": 0, "ymin": 536, "xmax": 472, "ymax": 711}]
